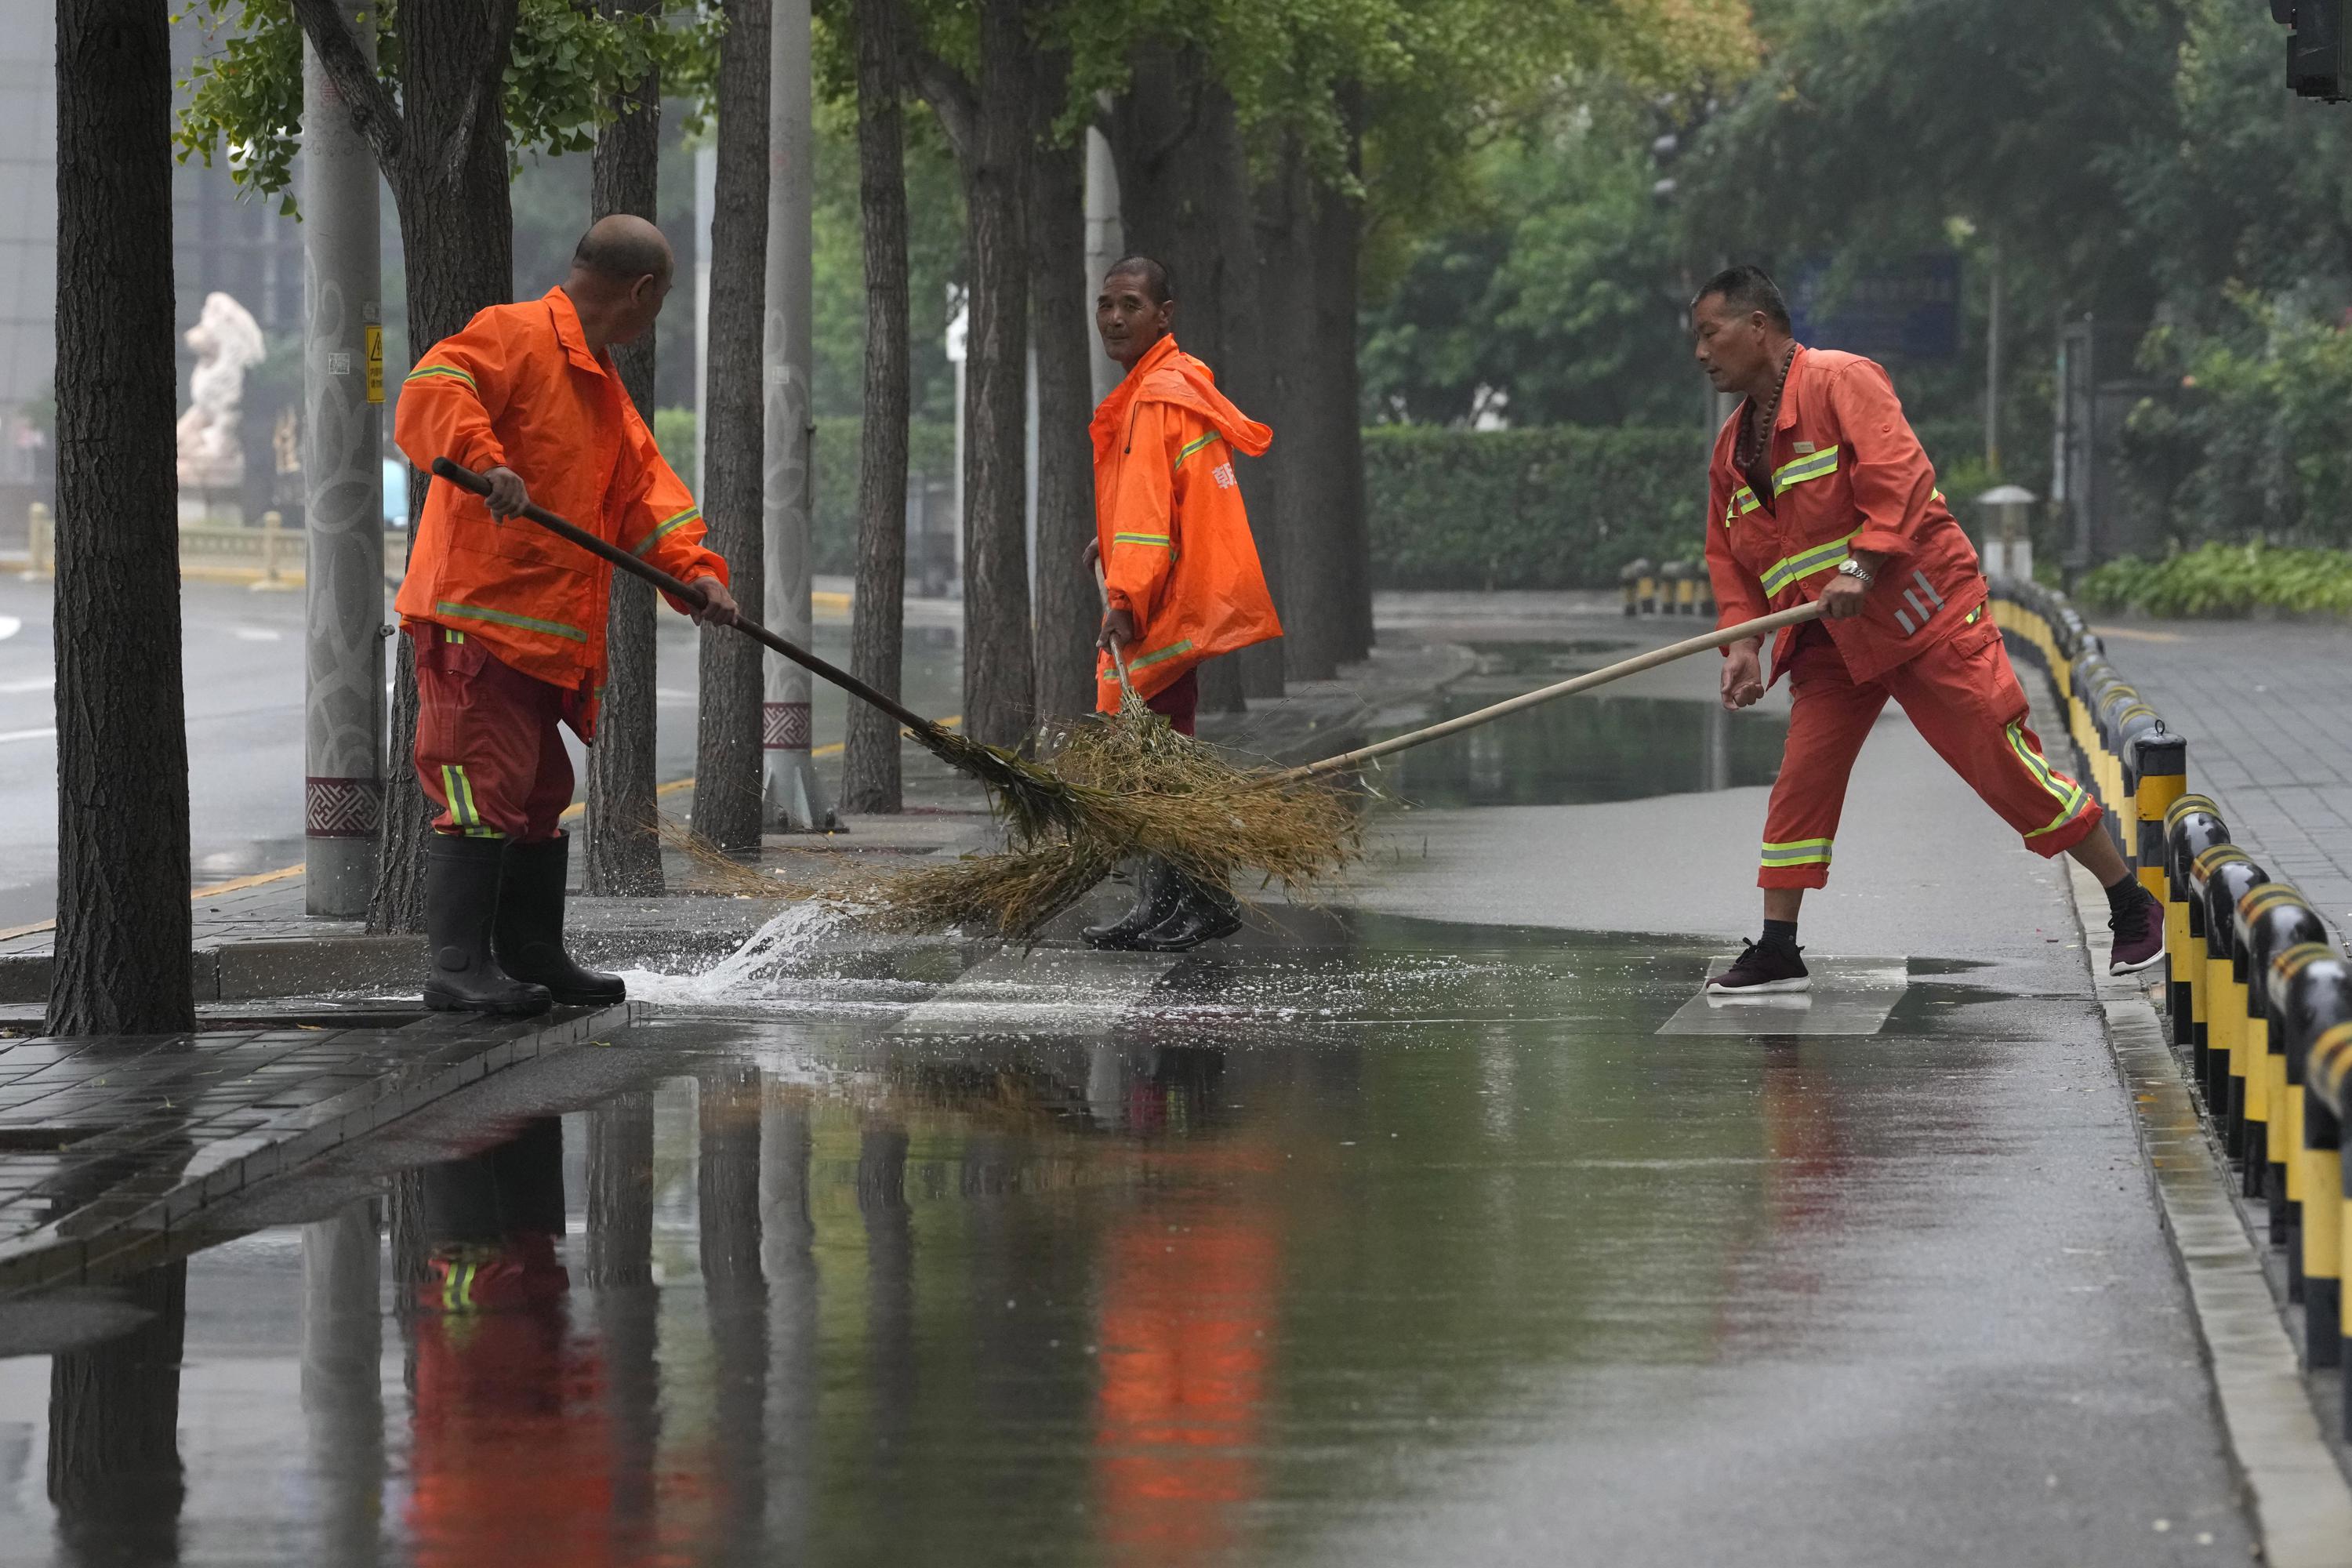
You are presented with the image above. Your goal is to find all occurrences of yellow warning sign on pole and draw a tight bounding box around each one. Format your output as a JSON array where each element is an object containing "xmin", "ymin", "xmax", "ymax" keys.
[{"xmin": 365, "ymin": 325, "xmax": 384, "ymax": 405}]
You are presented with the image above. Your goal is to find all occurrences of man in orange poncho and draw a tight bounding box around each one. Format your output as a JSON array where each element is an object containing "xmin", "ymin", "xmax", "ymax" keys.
[
  {"xmin": 394, "ymin": 216, "xmax": 738, "ymax": 1014},
  {"xmin": 1080, "ymin": 254, "xmax": 1282, "ymax": 953}
]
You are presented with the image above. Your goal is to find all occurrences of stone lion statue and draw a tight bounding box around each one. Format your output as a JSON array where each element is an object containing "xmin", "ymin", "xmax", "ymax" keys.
[{"xmin": 176, "ymin": 291, "xmax": 266, "ymax": 493}]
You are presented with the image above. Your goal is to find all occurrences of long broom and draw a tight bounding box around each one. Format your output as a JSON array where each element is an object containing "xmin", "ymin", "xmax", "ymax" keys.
[
  {"xmin": 869, "ymin": 598, "xmax": 1828, "ymax": 937},
  {"xmin": 428, "ymin": 456, "xmax": 1107, "ymax": 842}
]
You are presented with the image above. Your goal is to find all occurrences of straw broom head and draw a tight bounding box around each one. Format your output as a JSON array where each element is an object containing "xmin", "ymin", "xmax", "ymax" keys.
[{"xmin": 869, "ymin": 699, "xmax": 1363, "ymax": 938}]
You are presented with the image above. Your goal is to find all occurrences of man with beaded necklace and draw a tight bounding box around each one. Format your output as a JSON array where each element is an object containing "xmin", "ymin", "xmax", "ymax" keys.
[{"xmin": 1691, "ymin": 265, "xmax": 2163, "ymax": 993}]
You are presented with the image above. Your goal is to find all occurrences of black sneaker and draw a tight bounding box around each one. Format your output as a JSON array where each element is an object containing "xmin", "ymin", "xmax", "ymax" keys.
[
  {"xmin": 2109, "ymin": 884, "xmax": 2166, "ymax": 976},
  {"xmin": 1706, "ymin": 938, "xmax": 1811, "ymax": 996}
]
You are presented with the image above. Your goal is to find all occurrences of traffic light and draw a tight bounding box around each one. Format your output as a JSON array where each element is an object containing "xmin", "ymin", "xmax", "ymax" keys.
[{"xmin": 2278, "ymin": 1, "xmax": 2351, "ymax": 102}]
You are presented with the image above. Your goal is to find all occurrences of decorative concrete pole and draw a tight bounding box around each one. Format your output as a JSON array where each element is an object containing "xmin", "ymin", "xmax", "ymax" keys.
[
  {"xmin": 761, "ymin": 0, "xmax": 829, "ymax": 829},
  {"xmin": 301, "ymin": 7, "xmax": 386, "ymax": 916},
  {"xmin": 1084, "ymin": 125, "xmax": 1123, "ymax": 403}
]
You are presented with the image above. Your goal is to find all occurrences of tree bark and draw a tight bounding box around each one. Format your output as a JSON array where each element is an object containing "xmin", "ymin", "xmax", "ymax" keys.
[
  {"xmin": 51, "ymin": 0, "xmax": 194, "ymax": 1036},
  {"xmin": 955, "ymin": 0, "xmax": 1035, "ymax": 750},
  {"xmin": 1103, "ymin": 46, "xmax": 1279, "ymax": 713},
  {"xmin": 296, "ymin": 0, "xmax": 521, "ymax": 934},
  {"xmin": 842, "ymin": 0, "xmax": 909, "ymax": 813},
  {"xmin": 692, "ymin": 0, "xmax": 771, "ymax": 851},
  {"xmin": 585, "ymin": 0, "xmax": 666, "ymax": 894},
  {"xmin": 1323, "ymin": 107, "xmax": 1373, "ymax": 663},
  {"xmin": 1263, "ymin": 129, "xmax": 1367, "ymax": 680},
  {"xmin": 1026, "ymin": 48, "xmax": 1098, "ymax": 732},
  {"xmin": 697, "ymin": 1065, "xmax": 768, "ymax": 1542},
  {"xmin": 48, "ymin": 1262, "xmax": 187, "ymax": 1555}
]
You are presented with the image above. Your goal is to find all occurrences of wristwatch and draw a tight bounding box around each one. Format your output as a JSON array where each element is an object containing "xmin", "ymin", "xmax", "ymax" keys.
[{"xmin": 1835, "ymin": 558, "xmax": 1875, "ymax": 587}]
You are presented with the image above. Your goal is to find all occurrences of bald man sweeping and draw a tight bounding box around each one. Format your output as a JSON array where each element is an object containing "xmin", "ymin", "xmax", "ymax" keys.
[{"xmin": 394, "ymin": 216, "xmax": 739, "ymax": 1015}]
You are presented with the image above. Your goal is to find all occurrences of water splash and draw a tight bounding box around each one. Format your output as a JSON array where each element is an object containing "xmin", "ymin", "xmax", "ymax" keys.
[{"xmin": 617, "ymin": 900, "xmax": 858, "ymax": 1004}]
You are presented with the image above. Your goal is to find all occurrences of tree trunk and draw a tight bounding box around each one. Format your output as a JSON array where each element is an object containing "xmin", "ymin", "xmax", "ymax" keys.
[
  {"xmin": 50, "ymin": 0, "xmax": 194, "ymax": 1036},
  {"xmin": 956, "ymin": 0, "xmax": 1035, "ymax": 750},
  {"xmin": 1265, "ymin": 132, "xmax": 1366, "ymax": 680},
  {"xmin": 291, "ymin": 0, "xmax": 522, "ymax": 935},
  {"xmin": 48, "ymin": 1262, "xmax": 187, "ymax": 1556},
  {"xmin": 697, "ymin": 1065, "xmax": 768, "ymax": 1542},
  {"xmin": 1323, "ymin": 110, "xmax": 1372, "ymax": 663},
  {"xmin": 692, "ymin": 0, "xmax": 771, "ymax": 851},
  {"xmin": 585, "ymin": 0, "xmax": 666, "ymax": 894},
  {"xmin": 842, "ymin": 0, "xmax": 909, "ymax": 813},
  {"xmin": 1026, "ymin": 50, "xmax": 1098, "ymax": 732},
  {"xmin": 1104, "ymin": 47, "xmax": 1278, "ymax": 713}
]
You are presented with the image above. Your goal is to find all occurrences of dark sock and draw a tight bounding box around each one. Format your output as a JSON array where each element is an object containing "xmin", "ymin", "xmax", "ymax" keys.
[
  {"xmin": 1762, "ymin": 918, "xmax": 1799, "ymax": 949},
  {"xmin": 2103, "ymin": 873, "xmax": 2143, "ymax": 919}
]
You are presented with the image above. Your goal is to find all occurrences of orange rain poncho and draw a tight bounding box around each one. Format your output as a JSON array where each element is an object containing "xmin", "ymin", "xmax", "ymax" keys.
[
  {"xmin": 394, "ymin": 286, "xmax": 728, "ymax": 737},
  {"xmin": 1090, "ymin": 334, "xmax": 1280, "ymax": 710}
]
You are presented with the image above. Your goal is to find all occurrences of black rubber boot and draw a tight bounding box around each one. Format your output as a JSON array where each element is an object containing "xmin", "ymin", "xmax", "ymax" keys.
[
  {"xmin": 424, "ymin": 835, "xmax": 552, "ymax": 1016},
  {"xmin": 1132, "ymin": 873, "xmax": 1242, "ymax": 953},
  {"xmin": 1084, "ymin": 857, "xmax": 1183, "ymax": 951},
  {"xmin": 494, "ymin": 833, "xmax": 626, "ymax": 1005}
]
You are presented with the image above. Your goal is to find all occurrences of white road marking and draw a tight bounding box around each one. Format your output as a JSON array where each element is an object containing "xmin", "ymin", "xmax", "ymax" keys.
[
  {"xmin": 0, "ymin": 727, "xmax": 57, "ymax": 745},
  {"xmin": 232, "ymin": 627, "xmax": 283, "ymax": 642},
  {"xmin": 0, "ymin": 676, "xmax": 52, "ymax": 694},
  {"xmin": 0, "ymin": 616, "xmax": 20, "ymax": 641}
]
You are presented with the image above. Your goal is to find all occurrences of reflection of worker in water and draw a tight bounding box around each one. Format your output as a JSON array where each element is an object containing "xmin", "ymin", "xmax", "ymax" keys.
[
  {"xmin": 1091, "ymin": 1047, "xmax": 1276, "ymax": 1563},
  {"xmin": 406, "ymin": 1120, "xmax": 619, "ymax": 1566},
  {"xmin": 1693, "ymin": 265, "xmax": 2165, "ymax": 993},
  {"xmin": 1081, "ymin": 254, "xmax": 1282, "ymax": 954}
]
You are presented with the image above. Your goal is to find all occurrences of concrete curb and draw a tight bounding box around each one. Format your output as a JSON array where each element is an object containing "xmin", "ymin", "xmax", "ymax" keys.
[
  {"xmin": 0, "ymin": 1000, "xmax": 641, "ymax": 1298},
  {"xmin": 2068, "ymin": 857, "xmax": 2352, "ymax": 1567}
]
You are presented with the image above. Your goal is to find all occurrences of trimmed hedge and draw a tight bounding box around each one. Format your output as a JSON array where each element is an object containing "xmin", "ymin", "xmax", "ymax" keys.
[
  {"xmin": 2074, "ymin": 541, "xmax": 2352, "ymax": 619},
  {"xmin": 1364, "ymin": 418, "xmax": 1988, "ymax": 590}
]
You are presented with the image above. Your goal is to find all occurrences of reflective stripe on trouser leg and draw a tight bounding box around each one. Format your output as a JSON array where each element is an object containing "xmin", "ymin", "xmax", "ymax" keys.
[
  {"xmin": 412, "ymin": 635, "xmax": 572, "ymax": 840},
  {"xmin": 1756, "ymin": 630, "xmax": 1889, "ymax": 890},
  {"xmin": 1874, "ymin": 622, "xmax": 2104, "ymax": 859}
]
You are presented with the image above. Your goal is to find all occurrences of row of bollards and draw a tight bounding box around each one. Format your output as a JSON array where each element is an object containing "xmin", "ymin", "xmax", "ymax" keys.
[
  {"xmin": 1619, "ymin": 558, "xmax": 1715, "ymax": 618},
  {"xmin": 1995, "ymin": 572, "xmax": 2352, "ymax": 1432}
]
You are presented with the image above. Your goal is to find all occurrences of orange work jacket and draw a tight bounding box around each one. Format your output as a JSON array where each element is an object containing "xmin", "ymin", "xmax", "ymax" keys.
[
  {"xmin": 1703, "ymin": 345, "xmax": 1986, "ymax": 687},
  {"xmin": 393, "ymin": 286, "xmax": 728, "ymax": 737},
  {"xmin": 1091, "ymin": 334, "xmax": 1280, "ymax": 710}
]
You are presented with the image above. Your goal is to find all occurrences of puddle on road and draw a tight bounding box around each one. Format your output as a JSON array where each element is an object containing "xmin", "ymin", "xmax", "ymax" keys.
[
  {"xmin": 1364, "ymin": 692, "xmax": 1787, "ymax": 809},
  {"xmin": 1354, "ymin": 641, "xmax": 1788, "ymax": 810},
  {"xmin": 0, "ymin": 914, "xmax": 2039, "ymax": 1568}
]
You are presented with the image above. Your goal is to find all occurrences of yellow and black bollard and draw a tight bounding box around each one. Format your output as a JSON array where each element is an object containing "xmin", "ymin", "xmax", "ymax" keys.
[
  {"xmin": 2120, "ymin": 713, "xmax": 2172, "ymax": 885},
  {"xmin": 1667, "ymin": 561, "xmax": 1700, "ymax": 616},
  {"xmin": 2241, "ymin": 884, "xmax": 2328, "ymax": 1233},
  {"xmin": 1621, "ymin": 558, "xmax": 1651, "ymax": 619},
  {"xmin": 2276, "ymin": 942, "xmax": 2352, "ymax": 1359},
  {"xmin": 2313, "ymin": 1025, "xmax": 2352, "ymax": 1430},
  {"xmin": 2166, "ymin": 798, "xmax": 2230, "ymax": 1063},
  {"xmin": 2204, "ymin": 854, "xmax": 2272, "ymax": 1169}
]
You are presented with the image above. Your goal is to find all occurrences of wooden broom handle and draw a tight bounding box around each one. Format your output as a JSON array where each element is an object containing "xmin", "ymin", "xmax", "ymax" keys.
[{"xmin": 1279, "ymin": 601, "xmax": 1828, "ymax": 782}]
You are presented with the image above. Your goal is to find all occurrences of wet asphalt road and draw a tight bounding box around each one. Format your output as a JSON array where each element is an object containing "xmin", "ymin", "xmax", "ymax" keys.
[
  {"xmin": 0, "ymin": 574, "xmax": 960, "ymax": 928},
  {"xmin": 0, "ymin": 620, "xmax": 2263, "ymax": 1565}
]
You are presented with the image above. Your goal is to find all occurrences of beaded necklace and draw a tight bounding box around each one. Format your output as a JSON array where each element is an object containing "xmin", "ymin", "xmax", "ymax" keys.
[{"xmin": 1736, "ymin": 343, "xmax": 1798, "ymax": 499}]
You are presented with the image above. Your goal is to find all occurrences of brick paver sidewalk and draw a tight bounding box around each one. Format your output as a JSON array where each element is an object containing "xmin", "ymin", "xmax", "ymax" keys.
[
  {"xmin": 2078, "ymin": 616, "xmax": 2352, "ymax": 938},
  {"xmin": 0, "ymin": 1002, "xmax": 637, "ymax": 1298}
]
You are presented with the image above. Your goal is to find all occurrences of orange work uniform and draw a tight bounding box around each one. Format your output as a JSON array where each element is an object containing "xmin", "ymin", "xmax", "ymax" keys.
[
  {"xmin": 1091, "ymin": 334, "xmax": 1281, "ymax": 713},
  {"xmin": 393, "ymin": 286, "xmax": 727, "ymax": 841},
  {"xmin": 1703, "ymin": 346, "xmax": 2099, "ymax": 889}
]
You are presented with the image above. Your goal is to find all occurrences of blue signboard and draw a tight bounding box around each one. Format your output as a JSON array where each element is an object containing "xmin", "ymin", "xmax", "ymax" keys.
[{"xmin": 1785, "ymin": 253, "xmax": 1962, "ymax": 360}]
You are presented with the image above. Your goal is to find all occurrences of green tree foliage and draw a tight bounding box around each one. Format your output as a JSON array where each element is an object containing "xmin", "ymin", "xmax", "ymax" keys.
[
  {"xmin": 1359, "ymin": 96, "xmax": 1697, "ymax": 426},
  {"xmin": 172, "ymin": 0, "xmax": 721, "ymax": 212}
]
